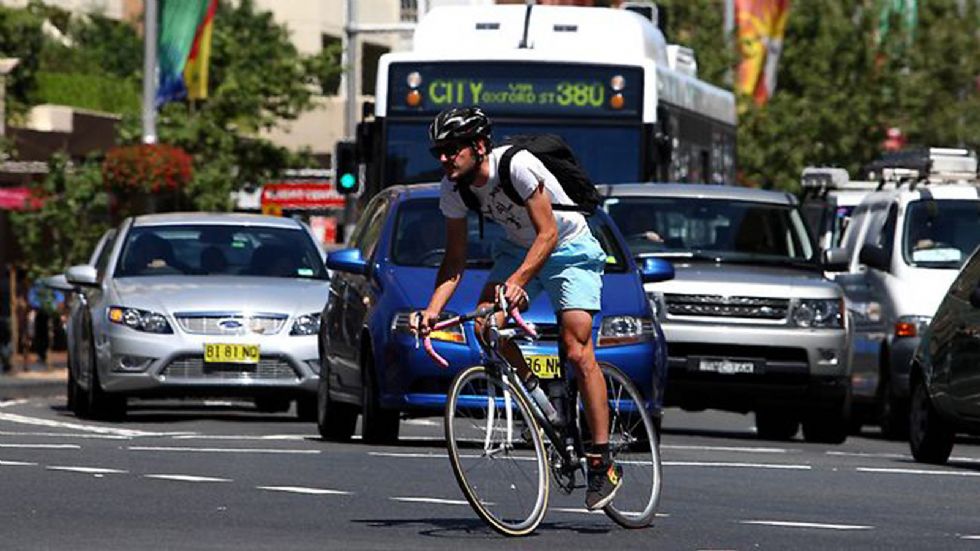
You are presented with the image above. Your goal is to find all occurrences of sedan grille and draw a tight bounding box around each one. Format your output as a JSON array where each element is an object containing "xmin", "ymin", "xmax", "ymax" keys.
[
  {"xmin": 664, "ymin": 294, "xmax": 789, "ymax": 320},
  {"xmin": 174, "ymin": 313, "xmax": 288, "ymax": 336},
  {"xmin": 162, "ymin": 355, "xmax": 299, "ymax": 380}
]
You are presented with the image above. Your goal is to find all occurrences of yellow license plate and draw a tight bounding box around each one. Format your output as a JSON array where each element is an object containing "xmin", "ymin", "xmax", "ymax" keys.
[
  {"xmin": 204, "ymin": 343, "xmax": 260, "ymax": 364},
  {"xmin": 527, "ymin": 354, "xmax": 562, "ymax": 380}
]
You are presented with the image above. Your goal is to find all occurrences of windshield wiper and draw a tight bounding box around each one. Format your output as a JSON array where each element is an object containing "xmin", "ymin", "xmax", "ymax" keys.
[{"xmin": 636, "ymin": 251, "xmax": 725, "ymax": 262}]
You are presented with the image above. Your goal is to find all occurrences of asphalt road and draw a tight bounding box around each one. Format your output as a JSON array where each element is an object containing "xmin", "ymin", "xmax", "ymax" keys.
[{"xmin": 2, "ymin": 395, "xmax": 980, "ymax": 550}]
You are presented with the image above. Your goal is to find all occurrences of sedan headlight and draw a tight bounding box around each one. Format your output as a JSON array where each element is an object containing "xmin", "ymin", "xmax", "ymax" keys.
[
  {"xmin": 792, "ymin": 299, "xmax": 844, "ymax": 329},
  {"xmin": 598, "ymin": 316, "xmax": 656, "ymax": 346},
  {"xmin": 391, "ymin": 311, "xmax": 466, "ymax": 344},
  {"xmin": 895, "ymin": 315, "xmax": 931, "ymax": 338},
  {"xmin": 107, "ymin": 306, "xmax": 173, "ymax": 334},
  {"xmin": 290, "ymin": 313, "xmax": 322, "ymax": 336}
]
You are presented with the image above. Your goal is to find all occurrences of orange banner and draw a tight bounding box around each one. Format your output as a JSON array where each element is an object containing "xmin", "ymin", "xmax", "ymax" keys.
[{"xmin": 736, "ymin": 0, "xmax": 790, "ymax": 105}]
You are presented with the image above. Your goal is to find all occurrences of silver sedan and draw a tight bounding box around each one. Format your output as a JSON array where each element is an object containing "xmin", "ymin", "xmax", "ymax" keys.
[{"xmin": 58, "ymin": 213, "xmax": 329, "ymax": 420}]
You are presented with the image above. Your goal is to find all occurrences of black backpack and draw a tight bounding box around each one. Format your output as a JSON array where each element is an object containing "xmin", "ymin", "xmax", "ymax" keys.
[{"xmin": 455, "ymin": 134, "xmax": 601, "ymax": 228}]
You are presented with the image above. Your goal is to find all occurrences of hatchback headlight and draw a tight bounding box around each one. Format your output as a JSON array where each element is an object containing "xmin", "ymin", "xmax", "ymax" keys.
[
  {"xmin": 107, "ymin": 306, "xmax": 173, "ymax": 334},
  {"xmin": 391, "ymin": 311, "xmax": 466, "ymax": 343},
  {"xmin": 792, "ymin": 299, "xmax": 844, "ymax": 329},
  {"xmin": 290, "ymin": 313, "xmax": 321, "ymax": 336},
  {"xmin": 598, "ymin": 316, "xmax": 656, "ymax": 346}
]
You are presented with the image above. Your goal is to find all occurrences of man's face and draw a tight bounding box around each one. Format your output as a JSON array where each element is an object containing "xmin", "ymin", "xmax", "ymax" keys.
[{"xmin": 431, "ymin": 140, "xmax": 478, "ymax": 182}]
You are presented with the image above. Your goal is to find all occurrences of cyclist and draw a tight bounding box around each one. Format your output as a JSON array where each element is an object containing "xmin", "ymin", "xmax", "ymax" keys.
[{"xmin": 412, "ymin": 105, "xmax": 621, "ymax": 510}]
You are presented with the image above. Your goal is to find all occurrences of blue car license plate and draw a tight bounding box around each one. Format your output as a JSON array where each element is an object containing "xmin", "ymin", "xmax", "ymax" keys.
[{"xmin": 527, "ymin": 354, "xmax": 562, "ymax": 379}]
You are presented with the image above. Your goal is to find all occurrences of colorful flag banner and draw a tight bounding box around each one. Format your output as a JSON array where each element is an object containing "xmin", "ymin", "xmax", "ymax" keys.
[
  {"xmin": 156, "ymin": 0, "xmax": 210, "ymax": 106},
  {"xmin": 736, "ymin": 0, "xmax": 791, "ymax": 105},
  {"xmin": 184, "ymin": 0, "xmax": 218, "ymax": 100}
]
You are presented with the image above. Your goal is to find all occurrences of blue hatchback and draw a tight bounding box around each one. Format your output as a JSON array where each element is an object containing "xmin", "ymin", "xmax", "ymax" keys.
[{"xmin": 316, "ymin": 184, "xmax": 673, "ymax": 443}]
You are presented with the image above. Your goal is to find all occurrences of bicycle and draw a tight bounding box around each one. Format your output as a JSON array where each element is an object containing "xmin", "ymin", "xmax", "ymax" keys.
[{"xmin": 420, "ymin": 291, "xmax": 662, "ymax": 536}]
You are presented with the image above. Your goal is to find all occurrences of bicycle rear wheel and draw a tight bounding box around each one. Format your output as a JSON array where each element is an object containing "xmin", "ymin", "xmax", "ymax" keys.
[
  {"xmin": 583, "ymin": 362, "xmax": 663, "ymax": 529},
  {"xmin": 445, "ymin": 365, "xmax": 550, "ymax": 536}
]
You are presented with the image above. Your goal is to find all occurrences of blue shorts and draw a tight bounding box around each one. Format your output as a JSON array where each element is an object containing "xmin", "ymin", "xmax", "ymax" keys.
[{"xmin": 488, "ymin": 230, "xmax": 606, "ymax": 313}]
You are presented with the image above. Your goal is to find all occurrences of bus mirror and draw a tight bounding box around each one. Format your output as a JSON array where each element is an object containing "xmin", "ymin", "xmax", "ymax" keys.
[{"xmin": 334, "ymin": 140, "xmax": 359, "ymax": 195}]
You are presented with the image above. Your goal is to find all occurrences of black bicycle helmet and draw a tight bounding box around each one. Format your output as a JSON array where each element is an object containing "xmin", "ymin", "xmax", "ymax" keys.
[{"xmin": 428, "ymin": 106, "xmax": 492, "ymax": 144}]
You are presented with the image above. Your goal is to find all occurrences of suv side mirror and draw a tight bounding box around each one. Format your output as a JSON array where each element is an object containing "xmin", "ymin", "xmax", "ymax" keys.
[
  {"xmin": 326, "ymin": 248, "xmax": 368, "ymax": 275},
  {"xmin": 822, "ymin": 248, "xmax": 850, "ymax": 272},
  {"xmin": 640, "ymin": 257, "xmax": 674, "ymax": 283},
  {"xmin": 859, "ymin": 244, "xmax": 891, "ymax": 272},
  {"xmin": 970, "ymin": 285, "xmax": 980, "ymax": 309}
]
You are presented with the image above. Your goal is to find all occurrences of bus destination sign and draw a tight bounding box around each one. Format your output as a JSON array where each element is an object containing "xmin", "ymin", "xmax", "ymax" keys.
[{"xmin": 388, "ymin": 62, "xmax": 642, "ymax": 117}]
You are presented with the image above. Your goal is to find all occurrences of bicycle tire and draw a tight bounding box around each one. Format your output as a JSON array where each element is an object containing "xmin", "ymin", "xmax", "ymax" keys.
[
  {"xmin": 583, "ymin": 362, "xmax": 663, "ymax": 529},
  {"xmin": 445, "ymin": 365, "xmax": 550, "ymax": 536}
]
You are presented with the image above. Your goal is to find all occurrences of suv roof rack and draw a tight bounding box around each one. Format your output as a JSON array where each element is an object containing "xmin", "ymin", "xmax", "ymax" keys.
[
  {"xmin": 800, "ymin": 167, "xmax": 878, "ymax": 197},
  {"xmin": 860, "ymin": 147, "xmax": 979, "ymax": 188}
]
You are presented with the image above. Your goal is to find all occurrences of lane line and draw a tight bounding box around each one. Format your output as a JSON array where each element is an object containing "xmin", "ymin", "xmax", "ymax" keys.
[
  {"xmin": 740, "ymin": 520, "xmax": 873, "ymax": 531},
  {"xmin": 665, "ymin": 461, "xmax": 811, "ymax": 470},
  {"xmin": 369, "ymin": 451, "xmax": 447, "ymax": 459},
  {"xmin": 0, "ymin": 443, "xmax": 80, "ymax": 449},
  {"xmin": 960, "ymin": 535, "xmax": 980, "ymax": 540},
  {"xmin": 391, "ymin": 496, "xmax": 470, "ymax": 506},
  {"xmin": 826, "ymin": 451, "xmax": 909, "ymax": 460},
  {"xmin": 664, "ymin": 445, "xmax": 793, "ymax": 454},
  {"xmin": 0, "ymin": 460, "xmax": 37, "ymax": 466},
  {"xmin": 0, "ymin": 412, "xmax": 176, "ymax": 438},
  {"xmin": 170, "ymin": 434, "xmax": 313, "ymax": 441},
  {"xmin": 403, "ymin": 419, "xmax": 440, "ymax": 427},
  {"xmin": 553, "ymin": 507, "xmax": 670, "ymax": 517},
  {"xmin": 47, "ymin": 466, "xmax": 128, "ymax": 475},
  {"xmin": 128, "ymin": 446, "xmax": 319, "ymax": 454},
  {"xmin": 856, "ymin": 467, "xmax": 980, "ymax": 477},
  {"xmin": 144, "ymin": 474, "xmax": 231, "ymax": 483},
  {"xmin": 0, "ymin": 399, "xmax": 28, "ymax": 408},
  {"xmin": 257, "ymin": 486, "xmax": 352, "ymax": 496},
  {"xmin": 0, "ymin": 430, "xmax": 129, "ymax": 440}
]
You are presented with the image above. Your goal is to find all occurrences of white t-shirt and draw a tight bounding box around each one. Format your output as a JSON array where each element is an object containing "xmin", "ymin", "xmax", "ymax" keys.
[{"xmin": 438, "ymin": 146, "xmax": 589, "ymax": 248}]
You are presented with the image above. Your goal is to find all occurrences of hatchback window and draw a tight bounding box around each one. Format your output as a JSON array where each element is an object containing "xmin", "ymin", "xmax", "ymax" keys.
[
  {"xmin": 115, "ymin": 224, "xmax": 328, "ymax": 279},
  {"xmin": 391, "ymin": 198, "xmax": 627, "ymax": 272},
  {"xmin": 902, "ymin": 199, "xmax": 980, "ymax": 268},
  {"xmin": 604, "ymin": 196, "xmax": 815, "ymax": 264}
]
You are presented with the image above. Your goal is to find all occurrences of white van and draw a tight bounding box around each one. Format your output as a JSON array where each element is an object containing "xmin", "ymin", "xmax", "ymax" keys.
[{"xmin": 826, "ymin": 148, "xmax": 980, "ymax": 437}]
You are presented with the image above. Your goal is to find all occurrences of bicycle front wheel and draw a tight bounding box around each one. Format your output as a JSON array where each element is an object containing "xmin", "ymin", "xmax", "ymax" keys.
[
  {"xmin": 586, "ymin": 362, "xmax": 663, "ymax": 529},
  {"xmin": 445, "ymin": 365, "xmax": 550, "ymax": 536}
]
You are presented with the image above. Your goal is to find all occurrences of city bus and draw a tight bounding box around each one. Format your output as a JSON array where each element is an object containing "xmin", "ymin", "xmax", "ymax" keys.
[{"xmin": 356, "ymin": 4, "xmax": 737, "ymax": 198}]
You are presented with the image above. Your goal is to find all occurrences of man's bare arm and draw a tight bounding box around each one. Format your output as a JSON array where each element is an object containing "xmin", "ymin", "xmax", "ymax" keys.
[
  {"xmin": 503, "ymin": 183, "xmax": 558, "ymax": 303},
  {"xmin": 418, "ymin": 216, "xmax": 468, "ymax": 329}
]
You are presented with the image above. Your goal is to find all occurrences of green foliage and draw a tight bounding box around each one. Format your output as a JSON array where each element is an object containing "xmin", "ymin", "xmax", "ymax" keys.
[
  {"xmin": 0, "ymin": 6, "xmax": 44, "ymax": 116},
  {"xmin": 34, "ymin": 71, "xmax": 140, "ymax": 114},
  {"xmin": 9, "ymin": 155, "xmax": 111, "ymax": 280},
  {"xmin": 655, "ymin": 0, "xmax": 736, "ymax": 88}
]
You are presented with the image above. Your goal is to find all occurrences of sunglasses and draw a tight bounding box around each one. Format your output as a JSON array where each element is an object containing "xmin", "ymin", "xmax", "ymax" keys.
[{"xmin": 429, "ymin": 142, "xmax": 470, "ymax": 160}]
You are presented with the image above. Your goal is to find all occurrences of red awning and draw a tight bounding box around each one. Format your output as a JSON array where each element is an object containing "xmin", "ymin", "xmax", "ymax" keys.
[{"xmin": 0, "ymin": 187, "xmax": 43, "ymax": 210}]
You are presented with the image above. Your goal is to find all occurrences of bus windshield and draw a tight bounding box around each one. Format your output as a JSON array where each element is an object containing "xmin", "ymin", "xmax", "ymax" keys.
[{"xmin": 384, "ymin": 120, "xmax": 643, "ymax": 184}]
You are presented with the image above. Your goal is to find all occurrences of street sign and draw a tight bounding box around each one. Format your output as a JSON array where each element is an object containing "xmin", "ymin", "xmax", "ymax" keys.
[{"xmin": 260, "ymin": 182, "xmax": 345, "ymax": 210}]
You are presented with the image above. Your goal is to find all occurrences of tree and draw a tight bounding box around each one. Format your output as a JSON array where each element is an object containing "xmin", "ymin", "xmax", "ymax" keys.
[{"xmin": 0, "ymin": 6, "xmax": 44, "ymax": 118}]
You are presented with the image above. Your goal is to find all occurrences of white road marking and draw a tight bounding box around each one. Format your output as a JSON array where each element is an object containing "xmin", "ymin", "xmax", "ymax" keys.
[
  {"xmin": 257, "ymin": 486, "xmax": 352, "ymax": 496},
  {"xmin": 856, "ymin": 467, "xmax": 980, "ymax": 477},
  {"xmin": 740, "ymin": 520, "xmax": 872, "ymax": 530},
  {"xmin": 369, "ymin": 451, "xmax": 448, "ymax": 459},
  {"xmin": 170, "ymin": 434, "xmax": 312, "ymax": 441},
  {"xmin": 0, "ymin": 460, "xmax": 37, "ymax": 466},
  {"xmin": 826, "ymin": 451, "xmax": 910, "ymax": 460},
  {"xmin": 404, "ymin": 419, "xmax": 440, "ymax": 427},
  {"xmin": 128, "ymin": 446, "xmax": 319, "ymax": 454},
  {"xmin": 0, "ymin": 443, "xmax": 80, "ymax": 449},
  {"xmin": 0, "ymin": 430, "xmax": 129, "ymax": 440},
  {"xmin": 47, "ymin": 466, "xmax": 128, "ymax": 475},
  {"xmin": 665, "ymin": 461, "xmax": 811, "ymax": 470},
  {"xmin": 391, "ymin": 497, "xmax": 470, "ymax": 506},
  {"xmin": 960, "ymin": 535, "xmax": 980, "ymax": 540},
  {"xmin": 0, "ymin": 412, "xmax": 179, "ymax": 438},
  {"xmin": 663, "ymin": 445, "xmax": 793, "ymax": 454},
  {"xmin": 553, "ymin": 507, "xmax": 670, "ymax": 517},
  {"xmin": 0, "ymin": 399, "xmax": 28, "ymax": 408},
  {"xmin": 144, "ymin": 474, "xmax": 231, "ymax": 483}
]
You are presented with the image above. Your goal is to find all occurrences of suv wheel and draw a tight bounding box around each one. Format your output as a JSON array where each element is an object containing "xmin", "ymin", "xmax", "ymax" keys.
[
  {"xmin": 755, "ymin": 410, "xmax": 799, "ymax": 441},
  {"xmin": 316, "ymin": 370, "xmax": 357, "ymax": 441},
  {"xmin": 802, "ymin": 392, "xmax": 851, "ymax": 444},
  {"xmin": 361, "ymin": 352, "xmax": 400, "ymax": 444},
  {"xmin": 909, "ymin": 378, "xmax": 954, "ymax": 464}
]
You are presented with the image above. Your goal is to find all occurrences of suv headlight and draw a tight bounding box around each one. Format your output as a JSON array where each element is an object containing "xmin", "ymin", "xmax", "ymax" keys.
[
  {"xmin": 895, "ymin": 315, "xmax": 931, "ymax": 338},
  {"xmin": 107, "ymin": 306, "xmax": 173, "ymax": 334},
  {"xmin": 290, "ymin": 313, "xmax": 321, "ymax": 336},
  {"xmin": 791, "ymin": 299, "xmax": 844, "ymax": 329},
  {"xmin": 598, "ymin": 316, "xmax": 656, "ymax": 346},
  {"xmin": 391, "ymin": 311, "xmax": 466, "ymax": 344}
]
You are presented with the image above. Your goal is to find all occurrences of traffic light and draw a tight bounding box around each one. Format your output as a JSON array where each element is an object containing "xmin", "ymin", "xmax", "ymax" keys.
[{"xmin": 334, "ymin": 140, "xmax": 359, "ymax": 195}]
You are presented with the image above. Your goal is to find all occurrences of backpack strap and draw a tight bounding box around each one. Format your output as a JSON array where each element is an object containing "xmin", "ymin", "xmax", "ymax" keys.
[
  {"xmin": 453, "ymin": 181, "xmax": 485, "ymax": 238},
  {"xmin": 497, "ymin": 146, "xmax": 528, "ymax": 206}
]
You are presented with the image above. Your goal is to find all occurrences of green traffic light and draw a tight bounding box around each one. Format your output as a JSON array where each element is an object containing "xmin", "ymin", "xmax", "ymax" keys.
[{"xmin": 339, "ymin": 173, "xmax": 356, "ymax": 190}]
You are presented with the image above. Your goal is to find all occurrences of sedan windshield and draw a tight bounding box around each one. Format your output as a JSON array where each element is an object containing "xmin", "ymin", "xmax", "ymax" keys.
[
  {"xmin": 115, "ymin": 225, "xmax": 327, "ymax": 279},
  {"xmin": 903, "ymin": 199, "xmax": 980, "ymax": 269},
  {"xmin": 604, "ymin": 195, "xmax": 816, "ymax": 264},
  {"xmin": 391, "ymin": 198, "xmax": 628, "ymax": 272}
]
